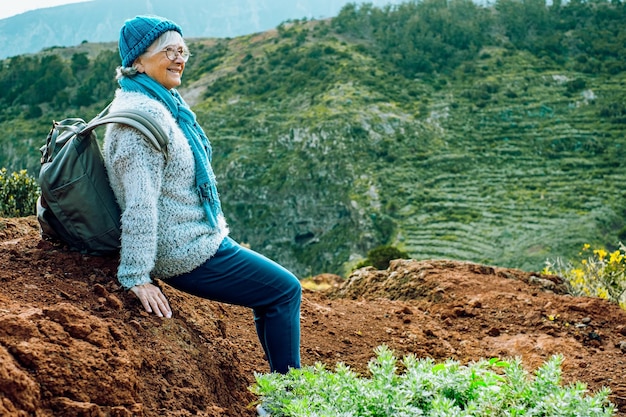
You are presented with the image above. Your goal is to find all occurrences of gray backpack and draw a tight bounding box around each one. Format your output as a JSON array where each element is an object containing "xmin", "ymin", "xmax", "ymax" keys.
[{"xmin": 37, "ymin": 105, "xmax": 168, "ymax": 254}]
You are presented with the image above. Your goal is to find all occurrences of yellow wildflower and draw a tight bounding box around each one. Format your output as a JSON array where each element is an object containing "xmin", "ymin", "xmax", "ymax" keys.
[
  {"xmin": 594, "ymin": 249, "xmax": 608, "ymax": 261},
  {"xmin": 609, "ymin": 250, "xmax": 624, "ymax": 265}
]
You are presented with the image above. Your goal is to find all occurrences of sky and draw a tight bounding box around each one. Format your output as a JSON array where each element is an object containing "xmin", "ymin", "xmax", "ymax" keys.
[{"xmin": 0, "ymin": 0, "xmax": 89, "ymax": 20}]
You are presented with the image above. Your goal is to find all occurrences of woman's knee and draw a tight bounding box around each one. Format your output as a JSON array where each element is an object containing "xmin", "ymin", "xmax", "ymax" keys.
[
  {"xmin": 276, "ymin": 270, "xmax": 301, "ymax": 309},
  {"xmin": 285, "ymin": 272, "xmax": 302, "ymax": 301}
]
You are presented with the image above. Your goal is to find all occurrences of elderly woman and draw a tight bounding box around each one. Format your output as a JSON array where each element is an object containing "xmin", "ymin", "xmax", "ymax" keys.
[{"xmin": 104, "ymin": 15, "xmax": 301, "ymax": 375}]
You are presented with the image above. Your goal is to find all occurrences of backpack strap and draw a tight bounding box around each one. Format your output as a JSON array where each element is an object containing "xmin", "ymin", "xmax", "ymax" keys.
[{"xmin": 84, "ymin": 109, "xmax": 170, "ymax": 162}]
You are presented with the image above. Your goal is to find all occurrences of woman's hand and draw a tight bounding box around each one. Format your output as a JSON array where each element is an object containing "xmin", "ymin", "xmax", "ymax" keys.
[{"xmin": 129, "ymin": 283, "xmax": 172, "ymax": 318}]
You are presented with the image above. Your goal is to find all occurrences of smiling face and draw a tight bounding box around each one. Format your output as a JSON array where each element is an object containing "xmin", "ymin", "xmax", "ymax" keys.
[{"xmin": 134, "ymin": 31, "xmax": 187, "ymax": 90}]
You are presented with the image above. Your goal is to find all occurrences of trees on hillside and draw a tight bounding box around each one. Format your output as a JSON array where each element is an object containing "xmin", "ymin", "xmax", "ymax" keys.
[
  {"xmin": 0, "ymin": 49, "xmax": 118, "ymax": 113},
  {"xmin": 0, "ymin": 0, "xmax": 624, "ymax": 115},
  {"xmin": 332, "ymin": 0, "xmax": 626, "ymax": 76},
  {"xmin": 332, "ymin": 0, "xmax": 492, "ymax": 76}
]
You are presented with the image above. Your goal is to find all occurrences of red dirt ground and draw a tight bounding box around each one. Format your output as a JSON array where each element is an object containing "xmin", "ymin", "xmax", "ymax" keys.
[{"xmin": 1, "ymin": 216, "xmax": 625, "ymax": 416}]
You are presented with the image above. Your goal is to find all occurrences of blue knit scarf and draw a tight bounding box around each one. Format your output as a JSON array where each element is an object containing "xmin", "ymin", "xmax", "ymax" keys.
[{"xmin": 118, "ymin": 73, "xmax": 222, "ymax": 228}]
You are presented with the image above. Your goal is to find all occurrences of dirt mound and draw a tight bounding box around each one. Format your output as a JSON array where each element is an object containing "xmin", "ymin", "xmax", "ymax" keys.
[{"xmin": 1, "ymin": 217, "xmax": 626, "ymax": 416}]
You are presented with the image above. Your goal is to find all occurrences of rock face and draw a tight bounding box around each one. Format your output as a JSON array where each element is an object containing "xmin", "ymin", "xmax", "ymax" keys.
[{"xmin": 1, "ymin": 216, "xmax": 626, "ymax": 416}]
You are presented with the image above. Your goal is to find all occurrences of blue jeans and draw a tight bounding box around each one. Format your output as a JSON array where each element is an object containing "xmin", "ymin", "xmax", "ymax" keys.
[{"xmin": 166, "ymin": 237, "xmax": 301, "ymax": 373}]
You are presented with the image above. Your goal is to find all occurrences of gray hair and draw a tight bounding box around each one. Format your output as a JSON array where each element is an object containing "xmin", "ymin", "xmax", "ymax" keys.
[{"xmin": 116, "ymin": 30, "xmax": 187, "ymax": 79}]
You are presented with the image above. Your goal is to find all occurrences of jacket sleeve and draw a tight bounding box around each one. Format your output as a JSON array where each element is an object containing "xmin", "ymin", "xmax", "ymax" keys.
[{"xmin": 104, "ymin": 123, "xmax": 166, "ymax": 289}]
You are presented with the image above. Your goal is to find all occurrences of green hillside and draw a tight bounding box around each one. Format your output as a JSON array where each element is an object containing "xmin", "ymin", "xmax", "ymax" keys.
[{"xmin": 1, "ymin": 0, "xmax": 625, "ymax": 277}]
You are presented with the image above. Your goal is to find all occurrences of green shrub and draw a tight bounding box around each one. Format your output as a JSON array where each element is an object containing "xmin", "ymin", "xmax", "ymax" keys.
[
  {"xmin": 566, "ymin": 78, "xmax": 587, "ymax": 93},
  {"xmin": 251, "ymin": 345, "xmax": 615, "ymax": 416},
  {"xmin": 0, "ymin": 168, "xmax": 39, "ymax": 217},
  {"xmin": 357, "ymin": 245, "xmax": 410, "ymax": 270}
]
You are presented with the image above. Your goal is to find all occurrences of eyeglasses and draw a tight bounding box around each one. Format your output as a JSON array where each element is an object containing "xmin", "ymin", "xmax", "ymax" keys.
[{"xmin": 162, "ymin": 46, "xmax": 190, "ymax": 62}]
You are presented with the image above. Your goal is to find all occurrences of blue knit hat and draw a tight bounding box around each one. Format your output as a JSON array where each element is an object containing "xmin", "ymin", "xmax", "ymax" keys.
[{"xmin": 119, "ymin": 15, "xmax": 183, "ymax": 67}]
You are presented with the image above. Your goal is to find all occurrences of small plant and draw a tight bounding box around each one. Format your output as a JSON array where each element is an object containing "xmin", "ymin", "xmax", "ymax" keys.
[
  {"xmin": 251, "ymin": 345, "xmax": 615, "ymax": 416},
  {"xmin": 356, "ymin": 245, "xmax": 409, "ymax": 270},
  {"xmin": 544, "ymin": 243, "xmax": 626, "ymax": 310},
  {"xmin": 0, "ymin": 168, "xmax": 39, "ymax": 217}
]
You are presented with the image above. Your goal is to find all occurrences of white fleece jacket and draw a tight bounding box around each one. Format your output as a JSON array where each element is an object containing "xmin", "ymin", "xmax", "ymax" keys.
[{"xmin": 103, "ymin": 90, "xmax": 229, "ymax": 289}]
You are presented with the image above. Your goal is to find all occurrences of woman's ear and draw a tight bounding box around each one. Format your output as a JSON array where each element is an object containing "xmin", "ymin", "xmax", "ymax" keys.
[{"xmin": 134, "ymin": 58, "xmax": 145, "ymax": 73}]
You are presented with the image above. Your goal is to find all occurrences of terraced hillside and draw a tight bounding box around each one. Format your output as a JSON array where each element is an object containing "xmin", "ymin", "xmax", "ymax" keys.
[
  {"xmin": 189, "ymin": 34, "xmax": 625, "ymax": 276},
  {"xmin": 387, "ymin": 49, "xmax": 626, "ymax": 270}
]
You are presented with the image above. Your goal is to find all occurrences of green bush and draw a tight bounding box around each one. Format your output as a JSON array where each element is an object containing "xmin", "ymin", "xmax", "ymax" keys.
[
  {"xmin": 252, "ymin": 345, "xmax": 615, "ymax": 416},
  {"xmin": 357, "ymin": 245, "xmax": 410, "ymax": 270},
  {"xmin": 0, "ymin": 168, "xmax": 39, "ymax": 217}
]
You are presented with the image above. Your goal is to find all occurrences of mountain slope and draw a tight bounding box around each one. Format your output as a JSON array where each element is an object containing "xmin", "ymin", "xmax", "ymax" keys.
[{"xmin": 182, "ymin": 23, "xmax": 626, "ymax": 276}]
